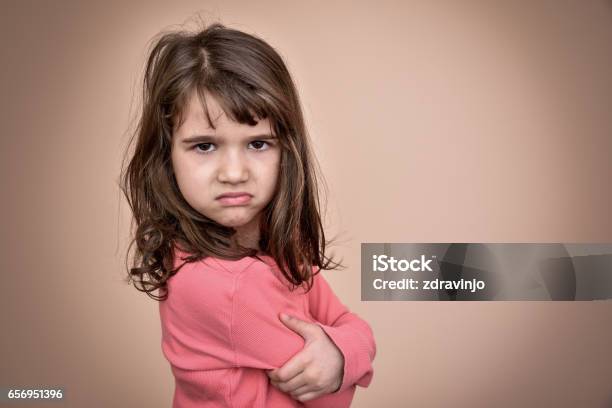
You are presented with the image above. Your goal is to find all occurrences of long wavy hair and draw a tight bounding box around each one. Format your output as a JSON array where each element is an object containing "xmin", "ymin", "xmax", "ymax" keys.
[{"xmin": 119, "ymin": 22, "xmax": 343, "ymax": 301}]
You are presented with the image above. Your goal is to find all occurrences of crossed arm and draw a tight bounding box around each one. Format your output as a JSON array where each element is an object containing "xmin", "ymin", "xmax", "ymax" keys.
[{"xmin": 232, "ymin": 265, "xmax": 376, "ymax": 402}]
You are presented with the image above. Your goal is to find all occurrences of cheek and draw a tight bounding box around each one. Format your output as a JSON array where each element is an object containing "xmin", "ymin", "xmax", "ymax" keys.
[
  {"xmin": 172, "ymin": 155, "xmax": 212, "ymax": 202},
  {"xmin": 263, "ymin": 156, "xmax": 281, "ymax": 191},
  {"xmin": 171, "ymin": 149, "xmax": 188, "ymax": 183},
  {"xmin": 171, "ymin": 156, "xmax": 190, "ymax": 192}
]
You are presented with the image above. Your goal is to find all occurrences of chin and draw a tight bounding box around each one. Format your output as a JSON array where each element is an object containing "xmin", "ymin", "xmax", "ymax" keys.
[
  {"xmin": 215, "ymin": 213, "xmax": 256, "ymax": 228},
  {"xmin": 221, "ymin": 220, "xmax": 250, "ymax": 228}
]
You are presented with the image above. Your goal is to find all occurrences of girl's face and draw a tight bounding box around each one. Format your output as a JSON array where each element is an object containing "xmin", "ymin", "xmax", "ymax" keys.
[{"xmin": 171, "ymin": 90, "xmax": 280, "ymax": 230}]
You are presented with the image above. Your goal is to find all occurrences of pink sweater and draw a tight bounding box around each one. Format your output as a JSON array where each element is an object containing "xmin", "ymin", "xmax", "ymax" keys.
[{"xmin": 159, "ymin": 247, "xmax": 376, "ymax": 407}]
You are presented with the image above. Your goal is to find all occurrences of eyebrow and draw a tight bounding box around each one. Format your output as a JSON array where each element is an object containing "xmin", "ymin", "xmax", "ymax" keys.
[{"xmin": 182, "ymin": 134, "xmax": 277, "ymax": 143}]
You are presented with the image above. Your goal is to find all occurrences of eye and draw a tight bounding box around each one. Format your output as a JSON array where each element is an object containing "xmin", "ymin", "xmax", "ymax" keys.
[
  {"xmin": 193, "ymin": 143, "xmax": 215, "ymax": 154},
  {"xmin": 249, "ymin": 140, "xmax": 270, "ymax": 151}
]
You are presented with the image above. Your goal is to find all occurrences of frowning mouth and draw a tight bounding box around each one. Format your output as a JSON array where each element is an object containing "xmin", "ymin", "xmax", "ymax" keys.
[{"xmin": 216, "ymin": 192, "xmax": 252, "ymax": 206}]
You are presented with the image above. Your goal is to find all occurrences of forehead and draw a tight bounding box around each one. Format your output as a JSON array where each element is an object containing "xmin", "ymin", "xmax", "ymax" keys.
[
  {"xmin": 183, "ymin": 89, "xmax": 224, "ymax": 127},
  {"xmin": 178, "ymin": 89, "xmax": 270, "ymax": 132}
]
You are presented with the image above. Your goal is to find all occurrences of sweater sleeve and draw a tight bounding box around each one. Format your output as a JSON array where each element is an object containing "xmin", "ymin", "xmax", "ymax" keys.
[
  {"xmin": 307, "ymin": 269, "xmax": 376, "ymax": 394},
  {"xmin": 160, "ymin": 254, "xmax": 358, "ymax": 407},
  {"xmin": 161, "ymin": 256, "xmax": 314, "ymax": 372},
  {"xmin": 230, "ymin": 261, "xmax": 362, "ymax": 407},
  {"xmin": 230, "ymin": 264, "xmax": 315, "ymax": 370}
]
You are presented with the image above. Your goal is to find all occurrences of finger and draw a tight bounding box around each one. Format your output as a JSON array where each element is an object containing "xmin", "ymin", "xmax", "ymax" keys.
[
  {"xmin": 289, "ymin": 383, "xmax": 317, "ymax": 399},
  {"xmin": 295, "ymin": 390, "xmax": 322, "ymax": 403},
  {"xmin": 279, "ymin": 313, "xmax": 319, "ymax": 341},
  {"xmin": 271, "ymin": 373, "xmax": 309, "ymax": 393},
  {"xmin": 268, "ymin": 353, "xmax": 309, "ymax": 382}
]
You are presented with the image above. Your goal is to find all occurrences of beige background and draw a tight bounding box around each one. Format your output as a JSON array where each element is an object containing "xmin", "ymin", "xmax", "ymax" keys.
[{"xmin": 1, "ymin": 1, "xmax": 611, "ymax": 407}]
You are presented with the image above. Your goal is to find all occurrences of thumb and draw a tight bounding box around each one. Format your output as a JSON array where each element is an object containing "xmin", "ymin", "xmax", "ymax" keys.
[{"xmin": 279, "ymin": 313, "xmax": 318, "ymax": 340}]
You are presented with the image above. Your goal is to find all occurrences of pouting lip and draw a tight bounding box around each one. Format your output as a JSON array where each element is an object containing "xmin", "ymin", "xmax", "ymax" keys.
[{"xmin": 216, "ymin": 192, "xmax": 252, "ymax": 199}]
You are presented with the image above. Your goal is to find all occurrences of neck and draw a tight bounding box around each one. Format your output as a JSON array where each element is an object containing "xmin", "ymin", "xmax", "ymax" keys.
[{"xmin": 231, "ymin": 213, "xmax": 261, "ymax": 252}]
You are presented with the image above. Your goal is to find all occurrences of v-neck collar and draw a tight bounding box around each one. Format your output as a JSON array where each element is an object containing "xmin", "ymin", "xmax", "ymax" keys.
[
  {"xmin": 173, "ymin": 245, "xmax": 277, "ymax": 274},
  {"xmin": 209, "ymin": 255, "xmax": 259, "ymax": 274}
]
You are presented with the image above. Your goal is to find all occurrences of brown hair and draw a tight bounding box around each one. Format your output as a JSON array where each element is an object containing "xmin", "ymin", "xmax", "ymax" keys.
[{"xmin": 119, "ymin": 22, "xmax": 343, "ymax": 301}]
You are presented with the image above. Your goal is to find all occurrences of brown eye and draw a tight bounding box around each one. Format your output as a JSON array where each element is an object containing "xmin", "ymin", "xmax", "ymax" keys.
[
  {"xmin": 249, "ymin": 141, "xmax": 270, "ymax": 151},
  {"xmin": 194, "ymin": 143, "xmax": 215, "ymax": 153}
]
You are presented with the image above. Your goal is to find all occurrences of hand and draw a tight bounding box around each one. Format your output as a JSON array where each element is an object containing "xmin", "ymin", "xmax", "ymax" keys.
[{"xmin": 267, "ymin": 313, "xmax": 345, "ymax": 402}]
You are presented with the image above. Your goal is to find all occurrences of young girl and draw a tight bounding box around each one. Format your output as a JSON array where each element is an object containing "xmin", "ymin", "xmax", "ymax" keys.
[{"xmin": 120, "ymin": 21, "xmax": 376, "ymax": 407}]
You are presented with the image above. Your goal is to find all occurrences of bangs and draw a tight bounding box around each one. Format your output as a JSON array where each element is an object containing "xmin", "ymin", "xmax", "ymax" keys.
[{"xmin": 172, "ymin": 76, "xmax": 278, "ymax": 135}]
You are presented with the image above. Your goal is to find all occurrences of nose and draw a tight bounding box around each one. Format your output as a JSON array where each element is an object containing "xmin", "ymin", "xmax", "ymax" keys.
[{"xmin": 217, "ymin": 149, "xmax": 249, "ymax": 184}]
